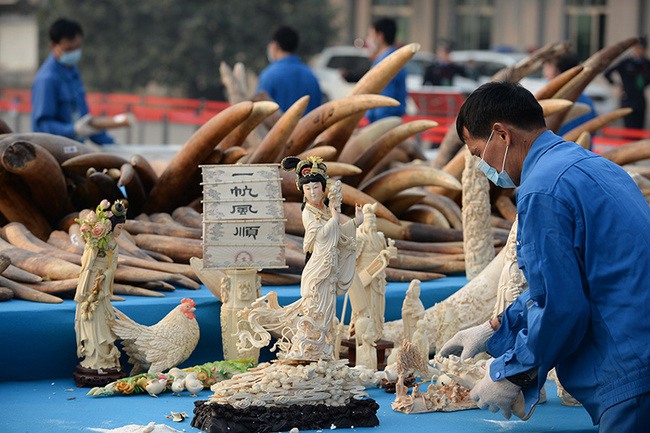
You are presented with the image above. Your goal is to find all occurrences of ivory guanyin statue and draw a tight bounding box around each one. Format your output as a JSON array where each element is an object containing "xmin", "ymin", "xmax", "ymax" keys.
[{"xmin": 236, "ymin": 156, "xmax": 363, "ymax": 361}]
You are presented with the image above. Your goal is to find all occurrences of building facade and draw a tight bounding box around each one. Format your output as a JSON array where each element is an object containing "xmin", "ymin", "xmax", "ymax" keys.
[{"xmin": 332, "ymin": 0, "xmax": 649, "ymax": 60}]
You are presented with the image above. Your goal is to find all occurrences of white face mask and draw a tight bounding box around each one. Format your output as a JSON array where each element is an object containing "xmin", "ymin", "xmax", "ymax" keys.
[
  {"xmin": 59, "ymin": 48, "xmax": 82, "ymax": 66},
  {"xmin": 476, "ymin": 130, "xmax": 517, "ymax": 189}
]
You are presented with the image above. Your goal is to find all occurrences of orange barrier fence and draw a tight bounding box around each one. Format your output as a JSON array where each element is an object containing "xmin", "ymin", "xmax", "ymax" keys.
[{"xmin": 0, "ymin": 88, "xmax": 228, "ymax": 124}]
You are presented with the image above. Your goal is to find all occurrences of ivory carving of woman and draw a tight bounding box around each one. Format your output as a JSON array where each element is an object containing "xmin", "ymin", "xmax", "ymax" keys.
[
  {"xmin": 238, "ymin": 156, "xmax": 362, "ymax": 361},
  {"xmin": 73, "ymin": 200, "xmax": 127, "ymax": 386}
]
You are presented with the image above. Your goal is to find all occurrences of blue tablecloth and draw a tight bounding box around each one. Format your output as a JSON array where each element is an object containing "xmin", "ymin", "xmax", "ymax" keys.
[
  {"xmin": 0, "ymin": 379, "xmax": 596, "ymax": 432},
  {"xmin": 0, "ymin": 276, "xmax": 598, "ymax": 432},
  {"xmin": 0, "ymin": 277, "xmax": 467, "ymax": 381}
]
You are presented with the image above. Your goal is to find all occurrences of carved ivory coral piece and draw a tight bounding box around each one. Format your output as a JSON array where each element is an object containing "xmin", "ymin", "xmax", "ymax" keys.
[
  {"xmin": 392, "ymin": 353, "xmax": 485, "ymax": 414},
  {"xmin": 199, "ymin": 164, "xmax": 286, "ymax": 362},
  {"xmin": 462, "ymin": 151, "xmax": 495, "ymax": 280},
  {"xmin": 383, "ymin": 243, "xmax": 506, "ymax": 355},
  {"xmin": 208, "ymin": 359, "xmax": 368, "ymax": 408}
]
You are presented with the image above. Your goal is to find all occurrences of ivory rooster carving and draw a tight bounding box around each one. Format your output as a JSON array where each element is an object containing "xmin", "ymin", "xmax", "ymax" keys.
[{"xmin": 111, "ymin": 298, "xmax": 200, "ymax": 374}]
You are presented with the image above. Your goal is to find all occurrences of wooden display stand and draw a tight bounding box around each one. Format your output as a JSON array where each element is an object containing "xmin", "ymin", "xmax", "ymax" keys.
[{"xmin": 341, "ymin": 338, "xmax": 394, "ymax": 371}]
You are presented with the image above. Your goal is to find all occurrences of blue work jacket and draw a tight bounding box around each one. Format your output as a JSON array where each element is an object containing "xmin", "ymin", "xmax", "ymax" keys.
[
  {"xmin": 257, "ymin": 54, "xmax": 322, "ymax": 114},
  {"xmin": 487, "ymin": 130, "xmax": 650, "ymax": 424},
  {"xmin": 31, "ymin": 54, "xmax": 113, "ymax": 144},
  {"xmin": 366, "ymin": 46, "xmax": 407, "ymax": 123}
]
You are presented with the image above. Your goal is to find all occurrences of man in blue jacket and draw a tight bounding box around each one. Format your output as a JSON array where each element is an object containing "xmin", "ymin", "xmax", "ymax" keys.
[
  {"xmin": 257, "ymin": 26, "xmax": 322, "ymax": 114},
  {"xmin": 365, "ymin": 17, "xmax": 407, "ymax": 123},
  {"xmin": 440, "ymin": 81, "xmax": 650, "ymax": 432},
  {"xmin": 31, "ymin": 18, "xmax": 113, "ymax": 144}
]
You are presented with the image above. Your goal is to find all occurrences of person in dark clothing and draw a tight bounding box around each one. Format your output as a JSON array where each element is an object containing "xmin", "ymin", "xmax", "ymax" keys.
[
  {"xmin": 423, "ymin": 40, "xmax": 466, "ymax": 86},
  {"xmin": 604, "ymin": 37, "xmax": 650, "ymax": 129}
]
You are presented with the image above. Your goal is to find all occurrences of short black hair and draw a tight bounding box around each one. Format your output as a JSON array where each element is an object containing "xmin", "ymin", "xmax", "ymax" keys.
[
  {"xmin": 555, "ymin": 51, "xmax": 580, "ymax": 73},
  {"xmin": 456, "ymin": 81, "xmax": 546, "ymax": 142},
  {"xmin": 372, "ymin": 17, "xmax": 397, "ymax": 45},
  {"xmin": 272, "ymin": 26, "xmax": 299, "ymax": 53},
  {"xmin": 49, "ymin": 18, "xmax": 83, "ymax": 44}
]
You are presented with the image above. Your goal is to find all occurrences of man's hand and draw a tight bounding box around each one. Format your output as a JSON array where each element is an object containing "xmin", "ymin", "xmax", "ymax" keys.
[
  {"xmin": 471, "ymin": 359, "xmax": 523, "ymax": 420},
  {"xmin": 438, "ymin": 321, "xmax": 494, "ymax": 360},
  {"xmin": 74, "ymin": 114, "xmax": 100, "ymax": 138}
]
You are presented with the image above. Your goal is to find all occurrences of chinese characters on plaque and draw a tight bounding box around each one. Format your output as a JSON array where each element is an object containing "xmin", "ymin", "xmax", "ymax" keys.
[{"xmin": 201, "ymin": 164, "xmax": 286, "ymax": 270}]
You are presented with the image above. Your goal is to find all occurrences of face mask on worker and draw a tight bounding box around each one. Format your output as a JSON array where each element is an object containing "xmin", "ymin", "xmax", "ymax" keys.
[
  {"xmin": 59, "ymin": 48, "xmax": 82, "ymax": 66},
  {"xmin": 476, "ymin": 129, "xmax": 516, "ymax": 189}
]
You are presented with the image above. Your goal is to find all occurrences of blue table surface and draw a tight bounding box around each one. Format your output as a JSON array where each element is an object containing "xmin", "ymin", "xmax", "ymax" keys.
[
  {"xmin": 0, "ymin": 379, "xmax": 597, "ymax": 433},
  {"xmin": 0, "ymin": 277, "xmax": 466, "ymax": 381},
  {"xmin": 0, "ymin": 276, "xmax": 598, "ymax": 432}
]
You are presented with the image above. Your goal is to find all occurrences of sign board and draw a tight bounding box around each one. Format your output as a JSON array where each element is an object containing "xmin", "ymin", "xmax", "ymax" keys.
[{"xmin": 201, "ymin": 164, "xmax": 286, "ymax": 270}]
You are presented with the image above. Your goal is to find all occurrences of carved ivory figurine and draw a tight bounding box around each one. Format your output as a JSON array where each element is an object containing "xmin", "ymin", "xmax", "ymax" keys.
[
  {"xmin": 355, "ymin": 316, "xmax": 378, "ymax": 371},
  {"xmin": 349, "ymin": 202, "xmax": 398, "ymax": 340},
  {"xmin": 237, "ymin": 156, "xmax": 362, "ymax": 361},
  {"xmin": 462, "ymin": 151, "xmax": 495, "ymax": 280},
  {"xmin": 401, "ymin": 279, "xmax": 425, "ymax": 343},
  {"xmin": 73, "ymin": 199, "xmax": 128, "ymax": 387}
]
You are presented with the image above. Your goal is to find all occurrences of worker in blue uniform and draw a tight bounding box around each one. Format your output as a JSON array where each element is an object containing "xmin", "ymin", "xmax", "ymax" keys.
[
  {"xmin": 439, "ymin": 81, "xmax": 650, "ymax": 432},
  {"xmin": 31, "ymin": 18, "xmax": 113, "ymax": 144},
  {"xmin": 365, "ymin": 17, "xmax": 407, "ymax": 123},
  {"xmin": 257, "ymin": 25, "xmax": 322, "ymax": 114}
]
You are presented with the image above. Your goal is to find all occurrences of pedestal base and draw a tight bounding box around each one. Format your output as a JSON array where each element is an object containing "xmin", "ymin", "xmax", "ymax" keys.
[
  {"xmin": 191, "ymin": 398, "xmax": 379, "ymax": 433},
  {"xmin": 341, "ymin": 338, "xmax": 394, "ymax": 370},
  {"xmin": 72, "ymin": 365, "xmax": 126, "ymax": 388}
]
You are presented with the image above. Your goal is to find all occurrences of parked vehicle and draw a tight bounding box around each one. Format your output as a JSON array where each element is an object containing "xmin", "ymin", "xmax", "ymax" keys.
[
  {"xmin": 311, "ymin": 46, "xmax": 440, "ymax": 103},
  {"xmin": 312, "ymin": 46, "xmax": 616, "ymax": 116},
  {"xmin": 448, "ymin": 50, "xmax": 617, "ymax": 116}
]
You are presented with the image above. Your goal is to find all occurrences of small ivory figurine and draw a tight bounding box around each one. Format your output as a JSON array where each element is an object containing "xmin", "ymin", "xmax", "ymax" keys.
[
  {"xmin": 401, "ymin": 279, "xmax": 425, "ymax": 342},
  {"xmin": 355, "ymin": 317, "xmax": 378, "ymax": 371},
  {"xmin": 73, "ymin": 199, "xmax": 128, "ymax": 387},
  {"xmin": 350, "ymin": 203, "xmax": 397, "ymax": 340},
  {"xmin": 411, "ymin": 319, "xmax": 430, "ymax": 363}
]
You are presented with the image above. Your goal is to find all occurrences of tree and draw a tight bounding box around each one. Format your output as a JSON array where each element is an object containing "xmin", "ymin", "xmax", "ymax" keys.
[{"xmin": 36, "ymin": 0, "xmax": 338, "ymax": 99}]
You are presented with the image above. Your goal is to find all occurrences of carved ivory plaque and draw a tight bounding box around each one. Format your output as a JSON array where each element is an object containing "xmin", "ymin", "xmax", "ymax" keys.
[{"xmin": 201, "ymin": 164, "xmax": 286, "ymax": 270}]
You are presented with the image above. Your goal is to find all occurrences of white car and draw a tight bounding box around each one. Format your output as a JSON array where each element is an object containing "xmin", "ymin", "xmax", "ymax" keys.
[
  {"xmin": 310, "ymin": 46, "xmax": 440, "ymax": 103},
  {"xmin": 311, "ymin": 47, "xmax": 616, "ymax": 117},
  {"xmin": 310, "ymin": 46, "xmax": 371, "ymax": 102}
]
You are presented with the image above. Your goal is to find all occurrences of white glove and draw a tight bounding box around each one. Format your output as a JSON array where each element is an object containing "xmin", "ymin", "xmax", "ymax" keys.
[
  {"xmin": 471, "ymin": 359, "xmax": 523, "ymax": 420},
  {"xmin": 74, "ymin": 114, "xmax": 100, "ymax": 138},
  {"xmin": 438, "ymin": 321, "xmax": 494, "ymax": 360}
]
